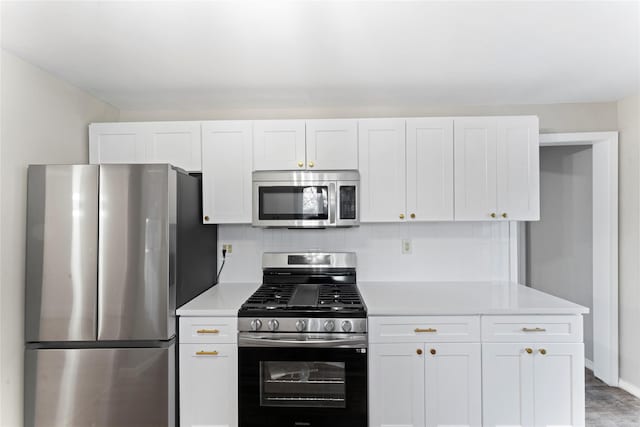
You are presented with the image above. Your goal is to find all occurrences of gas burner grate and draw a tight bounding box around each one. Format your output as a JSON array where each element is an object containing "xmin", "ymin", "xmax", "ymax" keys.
[
  {"xmin": 317, "ymin": 285, "xmax": 363, "ymax": 306},
  {"xmin": 243, "ymin": 284, "xmax": 296, "ymax": 307}
]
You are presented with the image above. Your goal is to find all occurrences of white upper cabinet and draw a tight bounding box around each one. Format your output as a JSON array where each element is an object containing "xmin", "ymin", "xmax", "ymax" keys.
[
  {"xmin": 454, "ymin": 116, "xmax": 539, "ymax": 221},
  {"xmin": 89, "ymin": 122, "xmax": 202, "ymax": 172},
  {"xmin": 497, "ymin": 116, "xmax": 540, "ymax": 220},
  {"xmin": 253, "ymin": 120, "xmax": 306, "ymax": 171},
  {"xmin": 406, "ymin": 118, "xmax": 454, "ymax": 221},
  {"xmin": 145, "ymin": 122, "xmax": 202, "ymax": 172},
  {"xmin": 89, "ymin": 123, "xmax": 147, "ymax": 164},
  {"xmin": 358, "ymin": 119, "xmax": 406, "ymax": 222},
  {"xmin": 454, "ymin": 118, "xmax": 498, "ymax": 221},
  {"xmin": 253, "ymin": 119, "xmax": 358, "ymax": 171},
  {"xmin": 305, "ymin": 119, "xmax": 358, "ymax": 170},
  {"xmin": 201, "ymin": 121, "xmax": 253, "ymax": 224}
]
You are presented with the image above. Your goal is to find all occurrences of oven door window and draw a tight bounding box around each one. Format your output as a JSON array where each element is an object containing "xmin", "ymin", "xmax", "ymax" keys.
[
  {"xmin": 259, "ymin": 186, "xmax": 329, "ymax": 220},
  {"xmin": 260, "ymin": 361, "xmax": 346, "ymax": 408}
]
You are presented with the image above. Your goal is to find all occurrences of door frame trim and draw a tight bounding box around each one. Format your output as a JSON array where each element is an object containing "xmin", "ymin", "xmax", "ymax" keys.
[{"xmin": 510, "ymin": 131, "xmax": 619, "ymax": 386}]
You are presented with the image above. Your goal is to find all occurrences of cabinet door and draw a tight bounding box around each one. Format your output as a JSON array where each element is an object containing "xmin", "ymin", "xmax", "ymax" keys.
[
  {"xmin": 369, "ymin": 343, "xmax": 425, "ymax": 427},
  {"xmin": 424, "ymin": 343, "xmax": 481, "ymax": 427},
  {"xmin": 533, "ymin": 343, "xmax": 585, "ymax": 427},
  {"xmin": 253, "ymin": 120, "xmax": 306, "ymax": 170},
  {"xmin": 406, "ymin": 118, "xmax": 454, "ymax": 221},
  {"xmin": 305, "ymin": 119, "xmax": 358, "ymax": 170},
  {"xmin": 358, "ymin": 119, "xmax": 406, "ymax": 222},
  {"xmin": 201, "ymin": 121, "xmax": 252, "ymax": 224},
  {"xmin": 146, "ymin": 122, "xmax": 202, "ymax": 172},
  {"xmin": 179, "ymin": 343, "xmax": 238, "ymax": 427},
  {"xmin": 89, "ymin": 123, "xmax": 146, "ymax": 164},
  {"xmin": 454, "ymin": 118, "xmax": 498, "ymax": 220},
  {"xmin": 482, "ymin": 343, "xmax": 534, "ymax": 427},
  {"xmin": 496, "ymin": 116, "xmax": 540, "ymax": 220}
]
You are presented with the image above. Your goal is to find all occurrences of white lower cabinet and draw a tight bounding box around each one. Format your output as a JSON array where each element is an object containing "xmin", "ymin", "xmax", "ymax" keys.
[
  {"xmin": 179, "ymin": 342, "xmax": 237, "ymax": 427},
  {"xmin": 369, "ymin": 342, "xmax": 481, "ymax": 427},
  {"xmin": 482, "ymin": 343, "xmax": 585, "ymax": 427}
]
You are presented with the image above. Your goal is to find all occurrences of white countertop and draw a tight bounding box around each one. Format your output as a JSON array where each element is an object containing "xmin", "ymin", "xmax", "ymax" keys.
[
  {"xmin": 177, "ymin": 282, "xmax": 260, "ymax": 316},
  {"xmin": 358, "ymin": 281, "xmax": 589, "ymax": 316}
]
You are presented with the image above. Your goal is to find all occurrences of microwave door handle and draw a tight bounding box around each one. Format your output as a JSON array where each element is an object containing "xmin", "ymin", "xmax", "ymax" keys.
[{"xmin": 329, "ymin": 183, "xmax": 336, "ymax": 224}]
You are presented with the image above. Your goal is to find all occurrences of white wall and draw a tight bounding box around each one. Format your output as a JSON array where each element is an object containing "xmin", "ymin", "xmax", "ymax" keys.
[
  {"xmin": 617, "ymin": 92, "xmax": 640, "ymax": 392},
  {"xmin": 217, "ymin": 223, "xmax": 511, "ymax": 283},
  {"xmin": 119, "ymin": 101, "xmax": 618, "ymax": 134},
  {"xmin": 527, "ymin": 146, "xmax": 594, "ymax": 361},
  {"xmin": 0, "ymin": 49, "xmax": 119, "ymax": 427}
]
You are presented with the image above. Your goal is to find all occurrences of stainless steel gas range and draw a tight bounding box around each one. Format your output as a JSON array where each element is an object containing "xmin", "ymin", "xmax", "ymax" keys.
[{"xmin": 237, "ymin": 252, "xmax": 367, "ymax": 427}]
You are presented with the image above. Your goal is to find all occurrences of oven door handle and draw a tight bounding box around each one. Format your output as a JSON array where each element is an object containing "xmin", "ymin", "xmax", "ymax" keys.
[{"xmin": 238, "ymin": 335, "xmax": 367, "ymax": 349}]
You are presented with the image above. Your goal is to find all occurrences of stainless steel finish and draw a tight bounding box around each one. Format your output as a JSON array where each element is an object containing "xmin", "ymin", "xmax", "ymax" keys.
[
  {"xmin": 268, "ymin": 319, "xmax": 280, "ymax": 331},
  {"xmin": 24, "ymin": 345, "xmax": 175, "ymax": 427},
  {"xmin": 341, "ymin": 321, "xmax": 353, "ymax": 332},
  {"xmin": 262, "ymin": 252, "xmax": 357, "ymax": 269},
  {"xmin": 252, "ymin": 170, "xmax": 360, "ymax": 182},
  {"xmin": 324, "ymin": 320, "xmax": 336, "ymax": 332},
  {"xmin": 98, "ymin": 165, "xmax": 176, "ymax": 341},
  {"xmin": 26, "ymin": 165, "xmax": 99, "ymax": 342},
  {"xmin": 252, "ymin": 170, "xmax": 359, "ymax": 228},
  {"xmin": 251, "ymin": 319, "xmax": 263, "ymax": 331},
  {"xmin": 238, "ymin": 333, "xmax": 367, "ymax": 348},
  {"xmin": 238, "ymin": 317, "xmax": 367, "ymax": 333}
]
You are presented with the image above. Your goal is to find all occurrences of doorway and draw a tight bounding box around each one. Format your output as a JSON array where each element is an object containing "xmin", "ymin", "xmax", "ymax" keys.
[{"xmin": 513, "ymin": 132, "xmax": 619, "ymax": 386}]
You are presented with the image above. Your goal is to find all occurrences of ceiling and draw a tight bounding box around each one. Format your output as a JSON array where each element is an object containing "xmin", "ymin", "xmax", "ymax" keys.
[{"xmin": 2, "ymin": 1, "xmax": 639, "ymax": 111}]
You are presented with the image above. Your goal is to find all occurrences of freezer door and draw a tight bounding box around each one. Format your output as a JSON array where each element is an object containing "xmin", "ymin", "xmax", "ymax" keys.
[
  {"xmin": 98, "ymin": 164, "xmax": 176, "ymax": 341},
  {"xmin": 25, "ymin": 165, "xmax": 99, "ymax": 342},
  {"xmin": 24, "ymin": 345, "xmax": 175, "ymax": 427}
]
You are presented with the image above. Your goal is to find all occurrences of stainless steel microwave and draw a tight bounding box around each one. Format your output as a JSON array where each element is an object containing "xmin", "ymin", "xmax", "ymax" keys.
[{"xmin": 252, "ymin": 170, "xmax": 359, "ymax": 228}]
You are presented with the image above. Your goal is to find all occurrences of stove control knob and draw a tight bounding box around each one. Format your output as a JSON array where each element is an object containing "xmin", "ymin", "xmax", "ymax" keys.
[
  {"xmin": 250, "ymin": 319, "xmax": 263, "ymax": 331},
  {"xmin": 295, "ymin": 320, "xmax": 307, "ymax": 332},
  {"xmin": 324, "ymin": 320, "xmax": 335, "ymax": 332},
  {"xmin": 341, "ymin": 321, "xmax": 353, "ymax": 332},
  {"xmin": 268, "ymin": 319, "xmax": 280, "ymax": 331}
]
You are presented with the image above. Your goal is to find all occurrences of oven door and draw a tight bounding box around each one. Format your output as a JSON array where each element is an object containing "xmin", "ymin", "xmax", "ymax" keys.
[
  {"xmin": 252, "ymin": 181, "xmax": 336, "ymax": 228},
  {"xmin": 238, "ymin": 338, "xmax": 367, "ymax": 427}
]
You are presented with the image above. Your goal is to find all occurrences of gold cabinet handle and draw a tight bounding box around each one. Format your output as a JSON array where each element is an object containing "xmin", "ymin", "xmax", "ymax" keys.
[
  {"xmin": 410, "ymin": 213, "xmax": 416, "ymax": 219},
  {"xmin": 416, "ymin": 349, "xmax": 423, "ymax": 355},
  {"xmin": 308, "ymin": 161, "xmax": 315, "ymax": 168},
  {"xmin": 196, "ymin": 350, "xmax": 219, "ymax": 356},
  {"xmin": 429, "ymin": 348, "xmax": 436, "ymax": 355},
  {"xmin": 490, "ymin": 213, "xmax": 496, "ymax": 218},
  {"xmin": 539, "ymin": 348, "xmax": 547, "ymax": 355},
  {"xmin": 204, "ymin": 216, "xmax": 210, "ymax": 222},
  {"xmin": 525, "ymin": 348, "xmax": 533, "ymax": 354},
  {"xmin": 297, "ymin": 161, "xmax": 304, "ymax": 168},
  {"xmin": 415, "ymin": 328, "xmax": 437, "ymax": 333},
  {"xmin": 502, "ymin": 213, "xmax": 508, "ymax": 218},
  {"xmin": 399, "ymin": 214, "xmax": 405, "ymax": 219},
  {"xmin": 196, "ymin": 329, "xmax": 220, "ymax": 334},
  {"xmin": 522, "ymin": 327, "xmax": 546, "ymax": 332}
]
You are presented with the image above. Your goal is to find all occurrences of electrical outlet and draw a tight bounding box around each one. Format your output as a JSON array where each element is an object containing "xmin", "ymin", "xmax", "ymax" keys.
[
  {"xmin": 402, "ymin": 239, "xmax": 412, "ymax": 254},
  {"xmin": 222, "ymin": 244, "xmax": 233, "ymax": 255}
]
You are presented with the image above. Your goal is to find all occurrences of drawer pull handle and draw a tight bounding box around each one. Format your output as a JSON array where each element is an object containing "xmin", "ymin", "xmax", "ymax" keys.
[
  {"xmin": 196, "ymin": 329, "xmax": 220, "ymax": 334},
  {"xmin": 522, "ymin": 327, "xmax": 546, "ymax": 332},
  {"xmin": 196, "ymin": 351, "xmax": 219, "ymax": 356},
  {"xmin": 415, "ymin": 328, "xmax": 437, "ymax": 333}
]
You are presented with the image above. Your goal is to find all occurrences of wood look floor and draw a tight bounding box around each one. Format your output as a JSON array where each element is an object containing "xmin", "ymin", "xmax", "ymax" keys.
[{"xmin": 586, "ymin": 369, "xmax": 640, "ymax": 426}]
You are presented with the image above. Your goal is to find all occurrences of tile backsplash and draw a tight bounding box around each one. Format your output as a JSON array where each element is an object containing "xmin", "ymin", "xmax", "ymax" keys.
[{"xmin": 216, "ymin": 222, "xmax": 511, "ymax": 283}]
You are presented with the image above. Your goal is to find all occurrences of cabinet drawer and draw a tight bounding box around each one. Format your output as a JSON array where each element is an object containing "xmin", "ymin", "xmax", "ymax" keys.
[
  {"xmin": 179, "ymin": 317, "xmax": 236, "ymax": 344},
  {"xmin": 369, "ymin": 316, "xmax": 480, "ymax": 343},
  {"xmin": 481, "ymin": 315, "xmax": 583, "ymax": 343}
]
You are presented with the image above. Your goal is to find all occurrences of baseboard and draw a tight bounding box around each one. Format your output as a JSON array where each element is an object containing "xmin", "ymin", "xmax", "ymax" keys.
[
  {"xmin": 619, "ymin": 378, "xmax": 640, "ymax": 399},
  {"xmin": 585, "ymin": 359, "xmax": 593, "ymax": 370}
]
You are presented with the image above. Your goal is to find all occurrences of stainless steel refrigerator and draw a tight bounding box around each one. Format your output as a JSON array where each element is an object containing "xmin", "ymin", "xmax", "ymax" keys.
[{"xmin": 24, "ymin": 164, "xmax": 217, "ymax": 427}]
